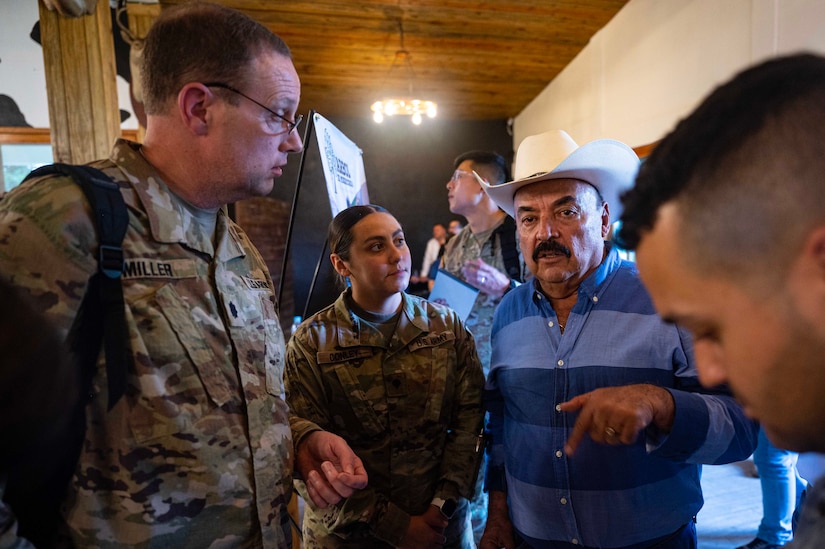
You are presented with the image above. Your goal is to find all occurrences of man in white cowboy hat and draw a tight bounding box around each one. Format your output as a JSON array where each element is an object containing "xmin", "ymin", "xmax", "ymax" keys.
[{"xmin": 477, "ymin": 129, "xmax": 758, "ymax": 549}]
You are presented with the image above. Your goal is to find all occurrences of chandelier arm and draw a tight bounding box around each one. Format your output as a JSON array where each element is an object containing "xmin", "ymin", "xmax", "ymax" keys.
[{"xmin": 371, "ymin": 16, "xmax": 437, "ymax": 123}]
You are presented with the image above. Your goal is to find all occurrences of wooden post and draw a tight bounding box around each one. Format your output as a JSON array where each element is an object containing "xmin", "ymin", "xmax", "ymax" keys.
[
  {"xmin": 38, "ymin": 0, "xmax": 120, "ymax": 164},
  {"xmin": 125, "ymin": 1, "xmax": 161, "ymax": 143}
]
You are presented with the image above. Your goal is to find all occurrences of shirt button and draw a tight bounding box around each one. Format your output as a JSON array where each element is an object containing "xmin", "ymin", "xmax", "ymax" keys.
[
  {"xmin": 555, "ymin": 404, "xmax": 561, "ymax": 412},
  {"xmin": 555, "ymin": 450, "xmax": 563, "ymax": 458},
  {"xmin": 592, "ymin": 296, "xmax": 599, "ymax": 303},
  {"xmin": 557, "ymin": 359, "xmax": 564, "ymax": 367},
  {"xmin": 560, "ymin": 497, "xmax": 568, "ymax": 504},
  {"xmin": 572, "ymin": 539, "xmax": 580, "ymax": 545},
  {"xmin": 548, "ymin": 321, "xmax": 554, "ymax": 327}
]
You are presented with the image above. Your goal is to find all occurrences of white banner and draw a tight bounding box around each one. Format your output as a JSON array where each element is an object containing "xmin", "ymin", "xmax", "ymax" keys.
[{"xmin": 313, "ymin": 113, "xmax": 369, "ymax": 216}]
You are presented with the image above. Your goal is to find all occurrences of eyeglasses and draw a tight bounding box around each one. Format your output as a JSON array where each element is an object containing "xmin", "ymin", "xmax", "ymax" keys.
[
  {"xmin": 204, "ymin": 82, "xmax": 303, "ymax": 135},
  {"xmin": 450, "ymin": 169, "xmax": 475, "ymax": 182}
]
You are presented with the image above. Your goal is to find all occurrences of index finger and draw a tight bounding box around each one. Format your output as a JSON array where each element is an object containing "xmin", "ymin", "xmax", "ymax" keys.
[
  {"xmin": 321, "ymin": 460, "xmax": 367, "ymax": 498},
  {"xmin": 338, "ymin": 470, "xmax": 369, "ymax": 491},
  {"xmin": 565, "ymin": 409, "xmax": 593, "ymax": 456},
  {"xmin": 557, "ymin": 394, "xmax": 586, "ymax": 413},
  {"xmin": 336, "ymin": 459, "xmax": 369, "ymax": 491},
  {"xmin": 336, "ymin": 448, "xmax": 366, "ymax": 476}
]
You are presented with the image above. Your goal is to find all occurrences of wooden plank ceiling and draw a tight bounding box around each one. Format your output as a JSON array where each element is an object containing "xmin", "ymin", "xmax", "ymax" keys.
[{"xmin": 160, "ymin": 0, "xmax": 630, "ymax": 121}]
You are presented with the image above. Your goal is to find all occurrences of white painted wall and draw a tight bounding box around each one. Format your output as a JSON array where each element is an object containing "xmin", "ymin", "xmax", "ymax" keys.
[
  {"xmin": 514, "ymin": 0, "xmax": 825, "ymax": 149},
  {"xmin": 0, "ymin": 0, "xmax": 50, "ymax": 127},
  {"xmin": 0, "ymin": 0, "xmax": 137, "ymax": 129}
]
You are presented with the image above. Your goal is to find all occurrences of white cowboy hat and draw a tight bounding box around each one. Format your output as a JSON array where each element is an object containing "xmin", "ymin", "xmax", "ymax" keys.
[{"xmin": 478, "ymin": 129, "xmax": 639, "ymax": 219}]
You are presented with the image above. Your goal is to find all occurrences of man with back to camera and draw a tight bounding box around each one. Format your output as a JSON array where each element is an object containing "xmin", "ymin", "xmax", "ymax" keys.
[
  {"xmin": 618, "ymin": 53, "xmax": 825, "ymax": 549},
  {"xmin": 0, "ymin": 3, "xmax": 365, "ymax": 547},
  {"xmin": 476, "ymin": 129, "xmax": 759, "ymax": 549}
]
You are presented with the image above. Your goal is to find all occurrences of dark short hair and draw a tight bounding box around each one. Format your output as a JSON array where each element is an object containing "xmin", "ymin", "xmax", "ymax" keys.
[
  {"xmin": 454, "ymin": 151, "xmax": 510, "ymax": 185},
  {"xmin": 618, "ymin": 53, "xmax": 825, "ymax": 280},
  {"xmin": 141, "ymin": 1, "xmax": 291, "ymax": 114},
  {"xmin": 328, "ymin": 204, "xmax": 390, "ymax": 262}
]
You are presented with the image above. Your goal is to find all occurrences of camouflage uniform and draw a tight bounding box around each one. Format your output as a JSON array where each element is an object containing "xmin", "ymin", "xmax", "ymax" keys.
[
  {"xmin": 285, "ymin": 290, "xmax": 484, "ymax": 548},
  {"xmin": 0, "ymin": 140, "xmax": 293, "ymax": 548},
  {"xmin": 440, "ymin": 217, "xmax": 523, "ymax": 376}
]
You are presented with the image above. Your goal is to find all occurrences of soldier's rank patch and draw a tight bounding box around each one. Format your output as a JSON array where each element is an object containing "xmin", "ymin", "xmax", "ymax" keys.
[
  {"xmin": 122, "ymin": 258, "xmax": 196, "ymax": 279},
  {"xmin": 385, "ymin": 372, "xmax": 407, "ymax": 396}
]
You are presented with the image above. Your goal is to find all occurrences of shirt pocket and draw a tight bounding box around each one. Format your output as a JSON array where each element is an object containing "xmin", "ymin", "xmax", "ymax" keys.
[
  {"xmin": 128, "ymin": 284, "xmax": 233, "ymax": 443},
  {"xmin": 424, "ymin": 346, "xmax": 456, "ymax": 423},
  {"xmin": 219, "ymin": 271, "xmax": 283, "ymax": 399},
  {"xmin": 261, "ymin": 295, "xmax": 285, "ymax": 397},
  {"xmin": 331, "ymin": 362, "xmax": 386, "ymax": 436},
  {"xmin": 408, "ymin": 331, "xmax": 458, "ymax": 423}
]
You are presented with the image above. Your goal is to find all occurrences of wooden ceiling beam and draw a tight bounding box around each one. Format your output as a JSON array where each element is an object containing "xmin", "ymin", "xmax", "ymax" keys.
[{"xmin": 155, "ymin": 0, "xmax": 629, "ymax": 120}]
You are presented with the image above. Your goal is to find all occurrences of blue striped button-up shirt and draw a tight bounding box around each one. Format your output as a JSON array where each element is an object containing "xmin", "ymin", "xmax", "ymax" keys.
[{"xmin": 484, "ymin": 245, "xmax": 758, "ymax": 548}]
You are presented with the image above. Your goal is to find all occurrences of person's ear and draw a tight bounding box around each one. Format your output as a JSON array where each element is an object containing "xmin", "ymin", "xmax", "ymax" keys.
[
  {"xmin": 177, "ymin": 83, "xmax": 213, "ymax": 135},
  {"xmin": 330, "ymin": 253, "xmax": 351, "ymax": 278},
  {"xmin": 600, "ymin": 202, "xmax": 611, "ymax": 238},
  {"xmin": 789, "ymin": 226, "xmax": 825, "ymax": 326},
  {"xmin": 804, "ymin": 226, "xmax": 825, "ymax": 277}
]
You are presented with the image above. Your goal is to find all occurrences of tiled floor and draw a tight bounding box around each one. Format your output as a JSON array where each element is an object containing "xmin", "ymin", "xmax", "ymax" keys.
[
  {"xmin": 697, "ymin": 460, "xmax": 762, "ymax": 548},
  {"xmin": 697, "ymin": 454, "xmax": 825, "ymax": 548}
]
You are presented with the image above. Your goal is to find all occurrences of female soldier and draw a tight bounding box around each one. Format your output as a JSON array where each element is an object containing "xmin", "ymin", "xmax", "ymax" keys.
[{"xmin": 285, "ymin": 205, "xmax": 484, "ymax": 548}]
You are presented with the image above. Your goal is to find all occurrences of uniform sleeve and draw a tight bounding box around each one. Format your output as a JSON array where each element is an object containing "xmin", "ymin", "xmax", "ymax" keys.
[
  {"xmin": 648, "ymin": 325, "xmax": 759, "ymax": 464},
  {"xmin": 283, "ymin": 327, "xmax": 329, "ymax": 449},
  {"xmin": 0, "ymin": 177, "xmax": 96, "ymax": 336},
  {"xmin": 304, "ymin": 487, "xmax": 411, "ymax": 547},
  {"xmin": 434, "ymin": 314, "xmax": 485, "ymax": 500}
]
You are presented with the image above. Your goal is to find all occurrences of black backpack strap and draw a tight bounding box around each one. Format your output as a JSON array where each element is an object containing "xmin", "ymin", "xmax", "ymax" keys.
[
  {"xmin": 494, "ymin": 215, "xmax": 523, "ymax": 283},
  {"xmin": 24, "ymin": 163, "xmax": 130, "ymax": 410}
]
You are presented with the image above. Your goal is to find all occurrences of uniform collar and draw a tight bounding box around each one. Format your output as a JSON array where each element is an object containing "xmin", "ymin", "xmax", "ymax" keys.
[
  {"xmin": 333, "ymin": 289, "xmax": 431, "ymax": 350},
  {"xmin": 110, "ymin": 139, "xmax": 244, "ymax": 260}
]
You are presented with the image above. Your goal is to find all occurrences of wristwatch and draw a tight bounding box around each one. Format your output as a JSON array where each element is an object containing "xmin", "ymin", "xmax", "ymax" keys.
[{"xmin": 431, "ymin": 497, "xmax": 458, "ymax": 519}]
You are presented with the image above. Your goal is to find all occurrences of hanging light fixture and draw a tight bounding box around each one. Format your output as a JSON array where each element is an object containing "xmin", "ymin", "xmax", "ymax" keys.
[{"xmin": 370, "ymin": 20, "xmax": 437, "ymax": 125}]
